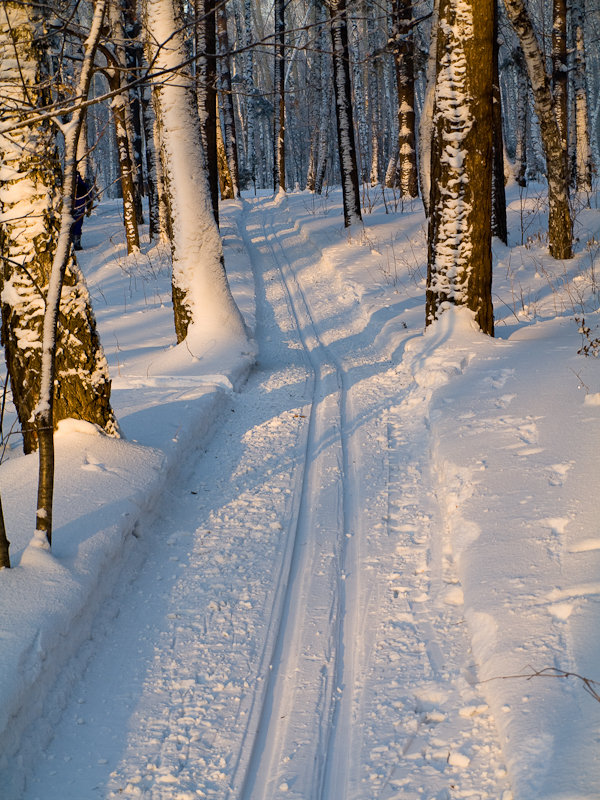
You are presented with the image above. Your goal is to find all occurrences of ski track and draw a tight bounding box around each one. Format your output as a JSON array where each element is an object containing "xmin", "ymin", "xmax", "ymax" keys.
[{"xmin": 21, "ymin": 196, "xmax": 510, "ymax": 800}]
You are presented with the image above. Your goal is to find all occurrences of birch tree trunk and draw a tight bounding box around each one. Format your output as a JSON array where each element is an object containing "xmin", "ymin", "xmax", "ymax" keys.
[
  {"xmin": 514, "ymin": 49, "xmax": 528, "ymax": 186},
  {"xmin": 426, "ymin": 0, "xmax": 494, "ymax": 335},
  {"xmin": 0, "ymin": 498, "xmax": 8, "ymax": 568},
  {"xmin": 196, "ymin": 0, "xmax": 219, "ymax": 224},
  {"xmin": 273, "ymin": 0, "xmax": 285, "ymax": 192},
  {"xmin": 140, "ymin": 75, "xmax": 160, "ymax": 240},
  {"xmin": 492, "ymin": 1, "xmax": 508, "ymax": 243},
  {"xmin": 216, "ymin": 103, "xmax": 235, "ymax": 200},
  {"xmin": 0, "ymin": 0, "xmax": 117, "ymax": 466},
  {"xmin": 144, "ymin": 0, "xmax": 248, "ymax": 345},
  {"xmin": 351, "ymin": 13, "xmax": 368, "ymax": 183},
  {"xmin": 571, "ymin": 0, "xmax": 592, "ymax": 193},
  {"xmin": 391, "ymin": 0, "xmax": 418, "ymax": 197},
  {"xmin": 32, "ymin": 0, "xmax": 113, "ymax": 546},
  {"xmin": 419, "ymin": 0, "xmax": 440, "ymax": 215},
  {"xmin": 314, "ymin": 11, "xmax": 333, "ymax": 195},
  {"xmin": 552, "ymin": 0, "xmax": 568, "ymax": 163},
  {"xmin": 216, "ymin": 2, "xmax": 240, "ymax": 198},
  {"xmin": 328, "ymin": 0, "xmax": 362, "ymax": 227},
  {"xmin": 109, "ymin": 0, "xmax": 144, "ymax": 228},
  {"xmin": 503, "ymin": 0, "xmax": 573, "ymax": 259},
  {"xmin": 243, "ymin": 0, "xmax": 256, "ymax": 190}
]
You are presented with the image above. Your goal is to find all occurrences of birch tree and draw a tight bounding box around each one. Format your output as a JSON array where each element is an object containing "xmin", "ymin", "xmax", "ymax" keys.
[
  {"xmin": 327, "ymin": 0, "xmax": 362, "ymax": 227},
  {"xmin": 144, "ymin": 0, "xmax": 249, "ymax": 346},
  {"xmin": 0, "ymin": 1, "xmax": 117, "ymax": 463},
  {"xmin": 390, "ymin": 0, "xmax": 418, "ymax": 198},
  {"xmin": 503, "ymin": 0, "xmax": 572, "ymax": 259},
  {"xmin": 571, "ymin": 0, "xmax": 592, "ymax": 193},
  {"xmin": 426, "ymin": 0, "xmax": 494, "ymax": 335},
  {"xmin": 216, "ymin": 1, "xmax": 241, "ymax": 198},
  {"xmin": 273, "ymin": 0, "xmax": 285, "ymax": 192}
]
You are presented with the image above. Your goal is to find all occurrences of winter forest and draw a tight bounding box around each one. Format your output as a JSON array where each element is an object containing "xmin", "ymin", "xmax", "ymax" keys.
[{"xmin": 1, "ymin": 0, "xmax": 600, "ymax": 797}]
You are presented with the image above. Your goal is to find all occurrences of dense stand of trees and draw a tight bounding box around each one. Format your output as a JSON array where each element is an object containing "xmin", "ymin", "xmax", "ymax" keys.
[{"xmin": 0, "ymin": 0, "xmax": 598, "ymax": 565}]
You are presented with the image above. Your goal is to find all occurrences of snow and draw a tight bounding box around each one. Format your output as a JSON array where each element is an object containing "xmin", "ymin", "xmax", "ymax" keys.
[{"xmin": 1, "ymin": 183, "xmax": 600, "ymax": 799}]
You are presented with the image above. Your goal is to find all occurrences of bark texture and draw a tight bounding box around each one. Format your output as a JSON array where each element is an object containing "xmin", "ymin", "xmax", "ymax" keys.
[
  {"xmin": 144, "ymin": 0, "xmax": 246, "ymax": 345},
  {"xmin": 0, "ymin": 1, "xmax": 117, "ymax": 457},
  {"xmin": 426, "ymin": 0, "xmax": 494, "ymax": 335},
  {"xmin": 273, "ymin": 0, "xmax": 286, "ymax": 192},
  {"xmin": 503, "ymin": 0, "xmax": 573, "ymax": 259},
  {"xmin": 216, "ymin": 2, "xmax": 240, "ymax": 198},
  {"xmin": 328, "ymin": 0, "xmax": 362, "ymax": 227},
  {"xmin": 391, "ymin": 0, "xmax": 418, "ymax": 197}
]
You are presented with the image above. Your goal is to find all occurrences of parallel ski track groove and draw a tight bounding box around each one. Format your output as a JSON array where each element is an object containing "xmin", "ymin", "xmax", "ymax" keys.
[{"xmin": 237, "ymin": 198, "xmax": 360, "ymax": 800}]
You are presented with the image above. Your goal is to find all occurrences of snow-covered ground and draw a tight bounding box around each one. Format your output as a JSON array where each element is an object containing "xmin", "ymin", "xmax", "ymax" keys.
[{"xmin": 2, "ymin": 184, "xmax": 600, "ymax": 799}]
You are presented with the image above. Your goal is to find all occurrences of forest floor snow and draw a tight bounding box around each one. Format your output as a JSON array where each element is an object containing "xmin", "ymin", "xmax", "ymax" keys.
[{"xmin": 2, "ymin": 185, "xmax": 600, "ymax": 800}]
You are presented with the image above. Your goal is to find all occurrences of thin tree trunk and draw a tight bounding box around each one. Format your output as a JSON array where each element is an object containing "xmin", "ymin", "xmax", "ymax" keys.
[
  {"xmin": 216, "ymin": 2, "xmax": 240, "ymax": 198},
  {"xmin": 514, "ymin": 49, "xmax": 528, "ymax": 186},
  {"xmin": 112, "ymin": 92, "xmax": 141, "ymax": 253},
  {"xmin": 328, "ymin": 0, "xmax": 362, "ymax": 227},
  {"xmin": 0, "ymin": 493, "xmax": 9, "ymax": 568},
  {"xmin": 571, "ymin": 0, "xmax": 592, "ymax": 193},
  {"xmin": 503, "ymin": 0, "xmax": 573, "ymax": 259},
  {"xmin": 140, "ymin": 75, "xmax": 160, "ymax": 239},
  {"xmin": 552, "ymin": 0, "xmax": 568, "ymax": 162},
  {"xmin": 243, "ymin": 0, "xmax": 256, "ymax": 190},
  {"xmin": 273, "ymin": 0, "xmax": 285, "ymax": 192},
  {"xmin": 110, "ymin": 0, "xmax": 144, "ymax": 227},
  {"xmin": 492, "ymin": 1, "xmax": 508, "ymax": 243},
  {"xmin": 197, "ymin": 0, "xmax": 220, "ymax": 224},
  {"xmin": 350, "ymin": 13, "xmax": 368, "ymax": 184},
  {"xmin": 217, "ymin": 100, "xmax": 235, "ymax": 199},
  {"xmin": 34, "ymin": 0, "xmax": 110, "ymax": 546},
  {"xmin": 426, "ymin": 0, "xmax": 494, "ymax": 335},
  {"xmin": 391, "ymin": 0, "xmax": 418, "ymax": 197},
  {"xmin": 314, "ymin": 11, "xmax": 332, "ymax": 195},
  {"xmin": 123, "ymin": 0, "xmax": 145, "ymax": 224},
  {"xmin": 419, "ymin": 0, "xmax": 440, "ymax": 215}
]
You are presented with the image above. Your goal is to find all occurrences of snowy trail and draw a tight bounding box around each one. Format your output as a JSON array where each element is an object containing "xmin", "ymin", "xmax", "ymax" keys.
[
  {"xmin": 19, "ymin": 195, "xmax": 512, "ymax": 800},
  {"xmin": 236, "ymin": 198, "xmax": 362, "ymax": 800}
]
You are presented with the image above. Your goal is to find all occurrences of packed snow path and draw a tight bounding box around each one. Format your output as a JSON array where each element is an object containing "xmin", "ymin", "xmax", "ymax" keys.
[{"xmin": 22, "ymin": 196, "xmax": 510, "ymax": 800}]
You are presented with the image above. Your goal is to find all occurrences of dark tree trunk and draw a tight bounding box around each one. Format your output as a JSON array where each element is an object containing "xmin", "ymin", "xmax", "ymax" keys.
[
  {"xmin": 216, "ymin": 2, "xmax": 240, "ymax": 197},
  {"xmin": 391, "ymin": 0, "xmax": 418, "ymax": 197},
  {"xmin": 123, "ymin": 0, "xmax": 145, "ymax": 223},
  {"xmin": 514, "ymin": 49, "xmax": 528, "ymax": 187},
  {"xmin": 0, "ymin": 495, "xmax": 9, "ymax": 569},
  {"xmin": 426, "ymin": 0, "xmax": 494, "ymax": 335},
  {"xmin": 328, "ymin": 0, "xmax": 362, "ymax": 226},
  {"xmin": 111, "ymin": 88, "xmax": 141, "ymax": 253},
  {"xmin": 196, "ymin": 0, "xmax": 219, "ymax": 225},
  {"xmin": 140, "ymin": 76, "xmax": 160, "ymax": 239},
  {"xmin": 492, "ymin": 1, "xmax": 508, "ymax": 243}
]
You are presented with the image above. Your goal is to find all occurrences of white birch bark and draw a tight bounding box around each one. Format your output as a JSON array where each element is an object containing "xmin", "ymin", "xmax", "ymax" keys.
[
  {"xmin": 571, "ymin": 0, "xmax": 592, "ymax": 193},
  {"xmin": 419, "ymin": 0, "xmax": 440, "ymax": 216},
  {"xmin": 144, "ymin": 0, "xmax": 248, "ymax": 346}
]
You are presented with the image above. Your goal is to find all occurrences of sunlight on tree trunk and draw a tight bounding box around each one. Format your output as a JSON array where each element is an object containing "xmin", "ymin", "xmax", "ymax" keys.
[{"xmin": 426, "ymin": 0, "xmax": 494, "ymax": 335}]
